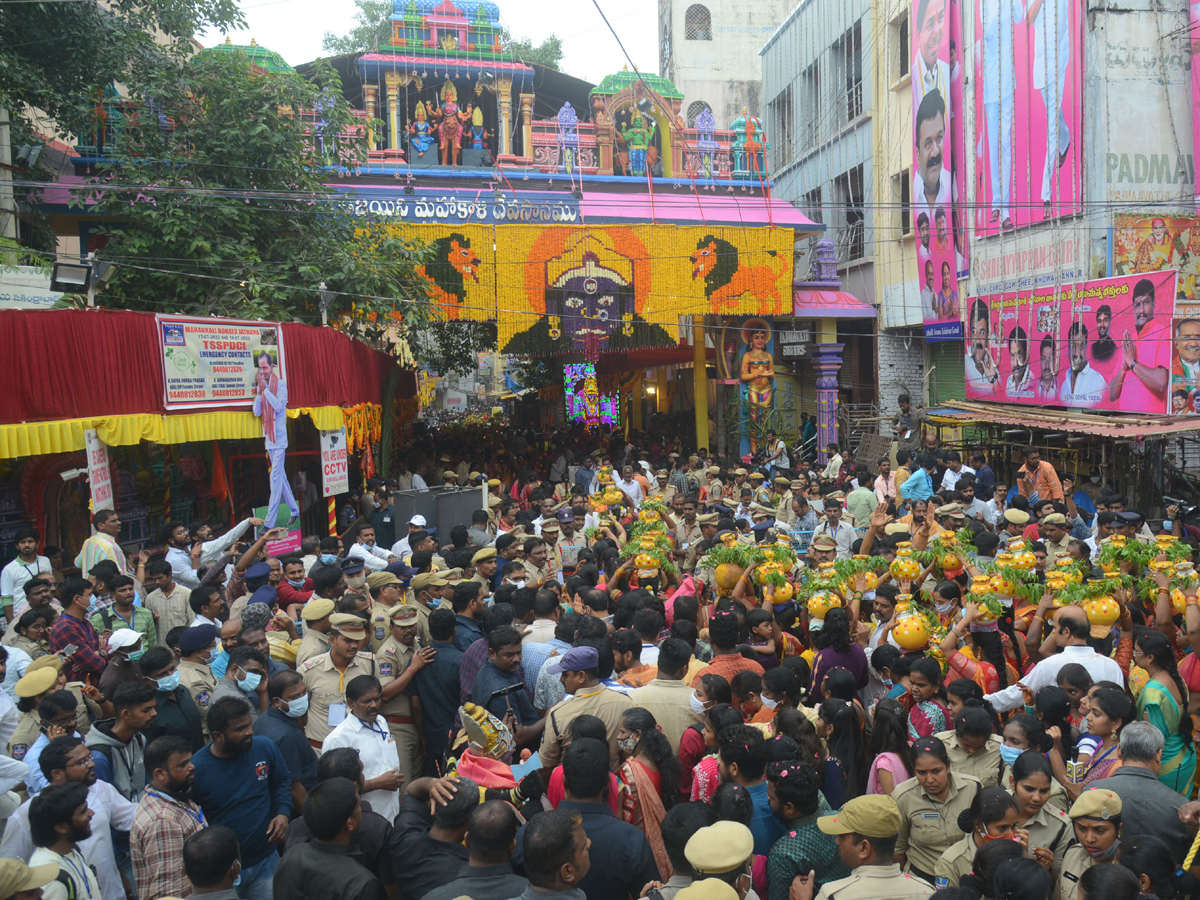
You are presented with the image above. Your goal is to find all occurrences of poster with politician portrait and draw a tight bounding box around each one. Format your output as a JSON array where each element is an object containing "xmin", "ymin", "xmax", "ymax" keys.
[
  {"xmin": 913, "ymin": 0, "xmax": 961, "ymax": 342},
  {"xmin": 973, "ymin": 0, "xmax": 1083, "ymax": 235},
  {"xmin": 964, "ymin": 269, "xmax": 1178, "ymax": 413}
]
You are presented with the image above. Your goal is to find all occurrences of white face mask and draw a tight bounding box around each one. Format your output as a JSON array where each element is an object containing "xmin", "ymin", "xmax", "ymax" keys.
[
  {"xmin": 1090, "ymin": 476, "xmax": 1101, "ymax": 484},
  {"xmin": 760, "ymin": 694, "xmax": 780, "ymax": 710},
  {"xmin": 689, "ymin": 693, "xmax": 709, "ymax": 714},
  {"xmin": 346, "ymin": 573, "xmax": 367, "ymax": 590}
]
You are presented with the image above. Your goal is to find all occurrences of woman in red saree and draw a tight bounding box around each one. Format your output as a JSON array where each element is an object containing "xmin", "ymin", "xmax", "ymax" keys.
[{"xmin": 616, "ymin": 707, "xmax": 682, "ymax": 879}]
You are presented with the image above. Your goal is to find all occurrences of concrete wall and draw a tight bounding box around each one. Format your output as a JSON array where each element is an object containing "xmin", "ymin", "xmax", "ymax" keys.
[
  {"xmin": 661, "ymin": 0, "xmax": 794, "ymax": 126},
  {"xmin": 878, "ymin": 329, "xmax": 928, "ymax": 416}
]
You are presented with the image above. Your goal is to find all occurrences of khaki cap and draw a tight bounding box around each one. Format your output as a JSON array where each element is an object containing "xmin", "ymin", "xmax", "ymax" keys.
[
  {"xmin": 365, "ymin": 571, "xmax": 401, "ymax": 590},
  {"xmin": 1042, "ymin": 512, "xmax": 1068, "ymax": 525},
  {"xmin": 773, "ymin": 477, "xmax": 790, "ymax": 486},
  {"xmin": 488, "ymin": 478, "xmax": 501, "ymax": 488},
  {"xmin": 411, "ymin": 572, "xmax": 448, "ymax": 592},
  {"xmin": 301, "ymin": 597, "xmax": 336, "ymax": 622},
  {"xmin": 26, "ymin": 654, "xmax": 63, "ymax": 674},
  {"xmin": 748, "ymin": 472, "xmax": 765, "ymax": 481},
  {"xmin": 685, "ymin": 822, "xmax": 754, "ymax": 874},
  {"xmin": 936, "ymin": 502, "xmax": 966, "ymax": 519},
  {"xmin": 469, "ymin": 471, "xmax": 481, "ymax": 480},
  {"xmin": 442, "ymin": 567, "xmax": 465, "ymax": 584},
  {"xmin": 697, "ymin": 513, "xmax": 719, "ymax": 525},
  {"xmin": 0, "ymin": 861, "xmax": 60, "ymax": 900},
  {"xmin": 488, "ymin": 495, "xmax": 503, "ymax": 508},
  {"xmin": 1070, "ymin": 788, "xmax": 1122, "ymax": 821},
  {"xmin": 811, "ymin": 534, "xmax": 838, "ymax": 550},
  {"xmin": 391, "ymin": 606, "xmax": 419, "ymax": 624},
  {"xmin": 707, "ymin": 466, "xmax": 721, "ymax": 475},
  {"xmin": 734, "ymin": 467, "xmax": 748, "ymax": 476},
  {"xmin": 817, "ymin": 795, "xmax": 903, "ymax": 838},
  {"xmin": 472, "ymin": 547, "xmax": 497, "ymax": 564},
  {"xmin": 884, "ymin": 523, "xmax": 911, "ymax": 536},
  {"xmin": 329, "ymin": 613, "xmax": 368, "ymax": 639},
  {"xmin": 15, "ymin": 667, "xmax": 56, "ymax": 698},
  {"xmin": 1004, "ymin": 509, "xmax": 1031, "ymax": 525},
  {"xmin": 541, "ymin": 521, "xmax": 560, "ymax": 533}
]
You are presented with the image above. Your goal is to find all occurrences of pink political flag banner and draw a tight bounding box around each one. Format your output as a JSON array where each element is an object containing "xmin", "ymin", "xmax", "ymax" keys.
[
  {"xmin": 1193, "ymin": 1, "xmax": 1200, "ymax": 210},
  {"xmin": 973, "ymin": 0, "xmax": 1083, "ymax": 235},
  {"xmin": 950, "ymin": 0, "xmax": 969, "ymax": 278},
  {"xmin": 964, "ymin": 269, "xmax": 1178, "ymax": 413},
  {"xmin": 914, "ymin": 0, "xmax": 961, "ymax": 341}
]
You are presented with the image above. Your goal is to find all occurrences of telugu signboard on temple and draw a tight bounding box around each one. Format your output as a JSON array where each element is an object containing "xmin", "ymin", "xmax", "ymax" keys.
[
  {"xmin": 157, "ymin": 315, "xmax": 288, "ymax": 410},
  {"xmin": 963, "ymin": 269, "xmax": 1178, "ymax": 413}
]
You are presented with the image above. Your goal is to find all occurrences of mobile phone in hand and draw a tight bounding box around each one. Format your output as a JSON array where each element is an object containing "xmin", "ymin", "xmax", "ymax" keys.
[{"xmin": 61, "ymin": 643, "xmax": 78, "ymax": 658}]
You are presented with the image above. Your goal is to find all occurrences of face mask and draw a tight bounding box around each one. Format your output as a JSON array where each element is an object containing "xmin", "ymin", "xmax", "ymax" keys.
[
  {"xmin": 977, "ymin": 828, "xmax": 1016, "ymax": 844},
  {"xmin": 1165, "ymin": 520, "xmax": 1174, "ymax": 529},
  {"xmin": 689, "ymin": 693, "xmax": 709, "ymax": 715},
  {"xmin": 288, "ymin": 579, "xmax": 306, "ymax": 588},
  {"xmin": 935, "ymin": 600, "xmax": 956, "ymax": 615},
  {"xmin": 1084, "ymin": 839, "xmax": 1120, "ymax": 860},
  {"xmin": 236, "ymin": 669, "xmax": 262, "ymax": 694},
  {"xmin": 347, "ymin": 573, "xmax": 367, "ymax": 590},
  {"xmin": 320, "ymin": 554, "xmax": 338, "ymax": 566},
  {"xmin": 125, "ymin": 649, "xmax": 144, "ymax": 662},
  {"xmin": 232, "ymin": 868, "xmax": 242, "ymax": 889},
  {"xmin": 1090, "ymin": 476, "xmax": 1100, "ymax": 484},
  {"xmin": 881, "ymin": 677, "xmax": 894, "ymax": 688},
  {"xmin": 156, "ymin": 672, "xmax": 180, "ymax": 693},
  {"xmin": 508, "ymin": 579, "xmax": 526, "ymax": 589},
  {"xmin": 617, "ymin": 734, "xmax": 639, "ymax": 754},
  {"xmin": 999, "ymin": 744, "xmax": 1023, "ymax": 767},
  {"xmin": 280, "ymin": 694, "xmax": 310, "ymax": 718},
  {"xmin": 760, "ymin": 694, "xmax": 780, "ymax": 710}
]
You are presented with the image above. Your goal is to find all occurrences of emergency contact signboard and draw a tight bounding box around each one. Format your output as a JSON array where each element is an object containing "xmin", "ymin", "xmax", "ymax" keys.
[{"xmin": 157, "ymin": 315, "xmax": 287, "ymax": 409}]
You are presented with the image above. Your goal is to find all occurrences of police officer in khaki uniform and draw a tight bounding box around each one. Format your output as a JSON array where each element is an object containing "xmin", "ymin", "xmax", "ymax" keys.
[
  {"xmin": 539, "ymin": 645, "xmax": 632, "ymax": 770},
  {"xmin": 675, "ymin": 503, "xmax": 704, "ymax": 557},
  {"xmin": 376, "ymin": 605, "xmax": 435, "ymax": 785},
  {"xmin": 24, "ymin": 654, "xmax": 99, "ymax": 738},
  {"xmin": 177, "ymin": 624, "xmax": 220, "ymax": 734},
  {"xmin": 1058, "ymin": 788, "xmax": 1122, "ymax": 900},
  {"xmin": 407, "ymin": 572, "xmax": 448, "ymax": 646},
  {"xmin": 9, "ymin": 666, "xmax": 56, "ymax": 760},
  {"xmin": 1005, "ymin": 760, "xmax": 1071, "ymax": 880},
  {"xmin": 750, "ymin": 472, "xmax": 772, "ymax": 506},
  {"xmin": 365, "ymin": 571, "xmax": 405, "ymax": 652},
  {"xmin": 772, "ymin": 478, "xmax": 794, "ymax": 524},
  {"xmin": 894, "ymin": 739, "xmax": 982, "ymax": 884},
  {"xmin": 683, "ymin": 514, "xmax": 719, "ymax": 574},
  {"xmin": 684, "ymin": 820, "xmax": 755, "ymax": 894},
  {"xmin": 933, "ymin": 729, "xmax": 1005, "ymax": 787},
  {"xmin": 295, "ymin": 597, "xmax": 335, "ymax": 667},
  {"xmin": 703, "ymin": 466, "xmax": 724, "ymax": 503},
  {"xmin": 790, "ymin": 795, "xmax": 934, "ymax": 900},
  {"xmin": 299, "ymin": 612, "xmax": 375, "ymax": 748},
  {"xmin": 471, "ymin": 548, "xmax": 496, "ymax": 599}
]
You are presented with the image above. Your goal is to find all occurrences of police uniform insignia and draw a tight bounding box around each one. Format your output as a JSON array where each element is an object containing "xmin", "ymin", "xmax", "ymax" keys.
[
  {"xmin": 11, "ymin": 744, "xmax": 27, "ymax": 760},
  {"xmin": 379, "ymin": 663, "xmax": 394, "ymax": 677},
  {"xmin": 197, "ymin": 691, "xmax": 211, "ymax": 706},
  {"xmin": 374, "ymin": 626, "xmax": 385, "ymax": 640}
]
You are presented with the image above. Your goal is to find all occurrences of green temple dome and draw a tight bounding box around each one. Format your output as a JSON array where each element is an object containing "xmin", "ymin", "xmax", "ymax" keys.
[{"xmin": 204, "ymin": 36, "xmax": 294, "ymax": 74}]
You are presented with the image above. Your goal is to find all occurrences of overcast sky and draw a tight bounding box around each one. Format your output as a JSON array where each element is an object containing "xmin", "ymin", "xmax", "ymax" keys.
[{"xmin": 198, "ymin": 0, "xmax": 658, "ymax": 85}]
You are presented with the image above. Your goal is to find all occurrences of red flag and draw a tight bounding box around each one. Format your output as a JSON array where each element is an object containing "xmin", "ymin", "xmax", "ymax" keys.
[{"xmin": 210, "ymin": 441, "xmax": 229, "ymax": 507}]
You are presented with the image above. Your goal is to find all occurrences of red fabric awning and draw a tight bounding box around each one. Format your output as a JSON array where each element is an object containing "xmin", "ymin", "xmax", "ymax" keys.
[{"xmin": 0, "ymin": 308, "xmax": 408, "ymax": 425}]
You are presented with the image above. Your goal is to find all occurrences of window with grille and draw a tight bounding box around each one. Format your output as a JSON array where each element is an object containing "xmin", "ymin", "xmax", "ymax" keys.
[
  {"xmin": 803, "ymin": 187, "xmax": 823, "ymax": 224},
  {"xmin": 686, "ymin": 101, "xmax": 709, "ymax": 127},
  {"xmin": 769, "ymin": 86, "xmax": 794, "ymax": 168},
  {"xmin": 835, "ymin": 22, "xmax": 863, "ymax": 122},
  {"xmin": 684, "ymin": 5, "xmax": 711, "ymax": 40},
  {"xmin": 893, "ymin": 12, "xmax": 909, "ymax": 81},
  {"xmin": 894, "ymin": 169, "xmax": 911, "ymax": 235},
  {"xmin": 833, "ymin": 165, "xmax": 865, "ymax": 261}
]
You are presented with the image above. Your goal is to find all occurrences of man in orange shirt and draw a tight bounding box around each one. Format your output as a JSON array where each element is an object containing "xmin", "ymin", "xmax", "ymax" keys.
[{"xmin": 1016, "ymin": 447, "xmax": 1063, "ymax": 501}]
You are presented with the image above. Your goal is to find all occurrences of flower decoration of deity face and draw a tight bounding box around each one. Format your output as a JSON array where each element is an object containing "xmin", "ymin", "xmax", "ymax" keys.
[{"xmin": 549, "ymin": 251, "xmax": 634, "ymax": 349}]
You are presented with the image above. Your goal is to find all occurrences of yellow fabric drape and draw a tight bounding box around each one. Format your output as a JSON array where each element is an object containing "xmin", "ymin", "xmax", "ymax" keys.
[{"xmin": 0, "ymin": 406, "xmax": 346, "ymax": 459}]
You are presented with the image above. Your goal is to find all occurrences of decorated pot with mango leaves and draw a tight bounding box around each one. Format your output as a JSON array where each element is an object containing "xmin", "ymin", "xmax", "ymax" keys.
[
  {"xmin": 893, "ymin": 612, "xmax": 930, "ymax": 651},
  {"xmin": 890, "ymin": 542, "xmax": 921, "ymax": 580}
]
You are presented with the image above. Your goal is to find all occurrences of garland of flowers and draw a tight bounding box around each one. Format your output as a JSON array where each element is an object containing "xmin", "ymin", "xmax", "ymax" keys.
[{"xmin": 343, "ymin": 403, "xmax": 382, "ymax": 453}]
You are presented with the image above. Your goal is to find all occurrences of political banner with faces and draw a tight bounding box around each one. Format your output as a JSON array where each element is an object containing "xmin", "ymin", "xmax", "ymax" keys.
[{"xmin": 964, "ymin": 269, "xmax": 1178, "ymax": 413}]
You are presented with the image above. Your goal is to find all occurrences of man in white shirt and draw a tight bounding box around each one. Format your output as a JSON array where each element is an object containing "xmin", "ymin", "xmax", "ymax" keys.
[
  {"xmin": 874, "ymin": 459, "xmax": 897, "ymax": 505},
  {"xmin": 913, "ymin": 0, "xmax": 949, "ymax": 105},
  {"xmin": 812, "ymin": 501, "xmax": 855, "ymax": 560},
  {"xmin": 5, "ymin": 737, "xmax": 137, "ymax": 900},
  {"xmin": 615, "ymin": 466, "xmax": 644, "ymax": 510},
  {"xmin": 347, "ymin": 525, "xmax": 393, "ymax": 572},
  {"xmin": 1, "ymin": 527, "xmax": 52, "ymax": 621},
  {"xmin": 390, "ymin": 515, "xmax": 429, "ymax": 560},
  {"xmin": 913, "ymin": 91, "xmax": 951, "ymax": 225},
  {"xmin": 163, "ymin": 522, "xmax": 200, "ymax": 590},
  {"xmin": 1060, "ymin": 321, "xmax": 1106, "ymax": 407},
  {"xmin": 940, "ymin": 452, "xmax": 975, "ymax": 491},
  {"xmin": 821, "ymin": 444, "xmax": 844, "ymax": 482},
  {"xmin": 410, "ymin": 466, "xmax": 430, "ymax": 492},
  {"xmin": 191, "ymin": 517, "xmax": 263, "ymax": 568},
  {"xmin": 985, "ymin": 605, "xmax": 1125, "ymax": 712}
]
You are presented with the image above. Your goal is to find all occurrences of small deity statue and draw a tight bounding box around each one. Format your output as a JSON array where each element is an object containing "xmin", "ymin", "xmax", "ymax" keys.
[
  {"xmin": 621, "ymin": 111, "xmax": 656, "ymax": 176},
  {"xmin": 429, "ymin": 80, "xmax": 472, "ymax": 165},
  {"xmin": 407, "ymin": 101, "xmax": 435, "ymax": 158},
  {"xmin": 467, "ymin": 105, "xmax": 491, "ymax": 150}
]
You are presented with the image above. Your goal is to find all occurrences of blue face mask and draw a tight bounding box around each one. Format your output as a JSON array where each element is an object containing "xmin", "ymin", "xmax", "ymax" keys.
[
  {"xmin": 320, "ymin": 554, "xmax": 338, "ymax": 566},
  {"xmin": 288, "ymin": 579, "xmax": 306, "ymax": 588},
  {"xmin": 156, "ymin": 672, "xmax": 180, "ymax": 693},
  {"xmin": 999, "ymin": 744, "xmax": 1023, "ymax": 767},
  {"xmin": 281, "ymin": 693, "xmax": 310, "ymax": 718},
  {"xmin": 236, "ymin": 669, "xmax": 262, "ymax": 694}
]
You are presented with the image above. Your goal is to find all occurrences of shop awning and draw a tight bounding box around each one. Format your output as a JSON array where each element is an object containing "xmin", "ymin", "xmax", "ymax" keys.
[
  {"xmin": 928, "ymin": 401, "xmax": 1200, "ymax": 438},
  {"xmin": 793, "ymin": 288, "xmax": 877, "ymax": 318}
]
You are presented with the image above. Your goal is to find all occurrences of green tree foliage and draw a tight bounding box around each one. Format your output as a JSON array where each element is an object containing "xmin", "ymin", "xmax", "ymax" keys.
[
  {"xmin": 500, "ymin": 31, "xmax": 564, "ymax": 70},
  {"xmin": 321, "ymin": 0, "xmax": 394, "ymax": 55},
  {"xmin": 78, "ymin": 51, "xmax": 434, "ymax": 344}
]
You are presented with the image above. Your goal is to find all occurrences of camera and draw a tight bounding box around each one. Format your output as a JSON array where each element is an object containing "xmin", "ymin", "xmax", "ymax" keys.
[{"xmin": 1163, "ymin": 497, "xmax": 1199, "ymax": 522}]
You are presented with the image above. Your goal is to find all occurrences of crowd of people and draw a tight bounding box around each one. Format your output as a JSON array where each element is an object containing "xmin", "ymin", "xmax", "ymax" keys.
[{"xmin": 0, "ymin": 418, "xmax": 1197, "ymax": 900}]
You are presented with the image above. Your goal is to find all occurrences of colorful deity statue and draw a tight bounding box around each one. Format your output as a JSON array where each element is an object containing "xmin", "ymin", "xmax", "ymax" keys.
[
  {"xmin": 429, "ymin": 80, "xmax": 472, "ymax": 166},
  {"xmin": 622, "ymin": 111, "xmax": 656, "ymax": 176},
  {"xmin": 407, "ymin": 101, "xmax": 436, "ymax": 158},
  {"xmin": 468, "ymin": 105, "xmax": 491, "ymax": 150}
]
